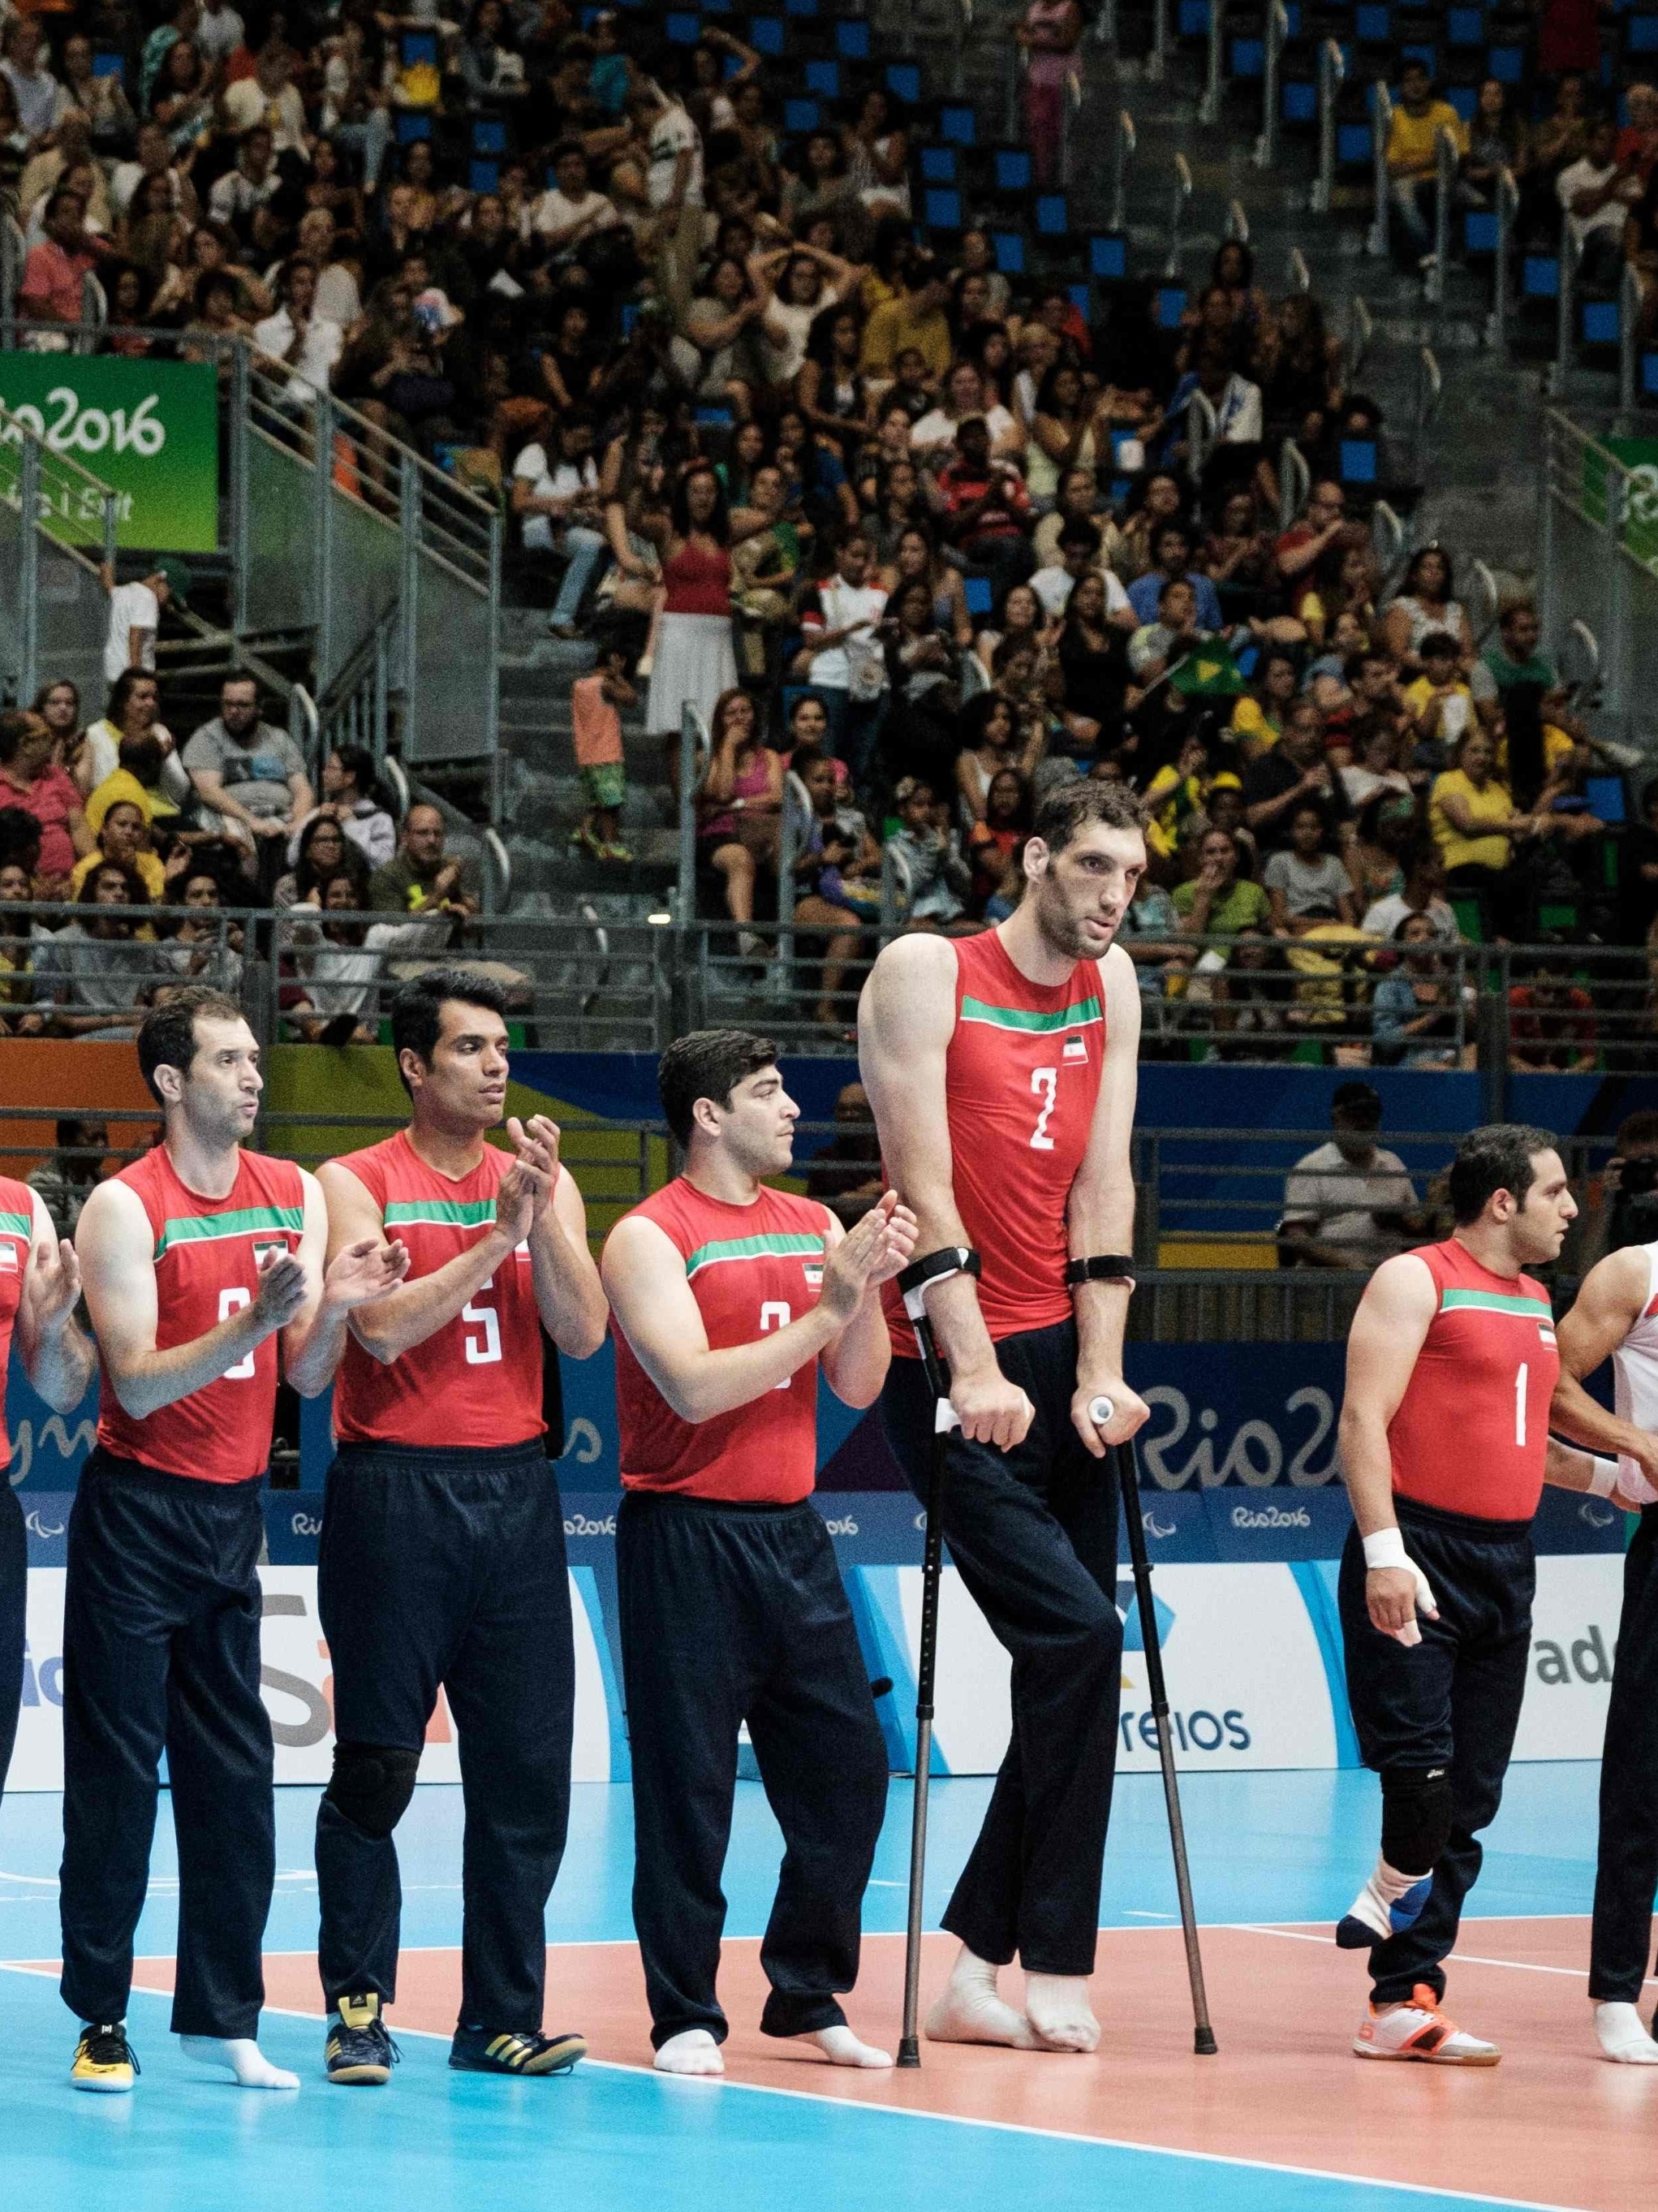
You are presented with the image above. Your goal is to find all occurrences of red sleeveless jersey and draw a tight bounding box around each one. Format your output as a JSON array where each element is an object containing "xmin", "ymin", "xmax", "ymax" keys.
[
  {"xmin": 329, "ymin": 1129, "xmax": 546, "ymax": 1450},
  {"xmin": 885, "ymin": 927, "xmax": 1107, "ymax": 1356},
  {"xmin": 610, "ymin": 1178, "xmax": 832, "ymax": 1503},
  {"xmin": 0, "ymin": 1175, "xmax": 36, "ymax": 1473},
  {"xmin": 1388, "ymin": 1239, "xmax": 1559, "ymax": 1522},
  {"xmin": 97, "ymin": 1145, "xmax": 305, "ymax": 1485}
]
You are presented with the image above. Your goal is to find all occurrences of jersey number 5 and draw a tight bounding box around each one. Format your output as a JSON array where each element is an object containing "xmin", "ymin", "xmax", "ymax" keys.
[
  {"xmin": 1030, "ymin": 1066, "xmax": 1057, "ymax": 1151},
  {"xmin": 463, "ymin": 1280, "xmax": 503, "ymax": 1366}
]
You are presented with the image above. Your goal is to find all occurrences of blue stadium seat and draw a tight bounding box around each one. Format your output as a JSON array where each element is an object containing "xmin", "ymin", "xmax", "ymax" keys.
[
  {"xmin": 1087, "ymin": 233, "xmax": 1128, "ymax": 279},
  {"xmin": 665, "ymin": 11, "xmax": 700, "ymax": 42},
  {"xmin": 1488, "ymin": 42, "xmax": 1524, "ymax": 80},
  {"xmin": 1463, "ymin": 210, "xmax": 1499, "ymax": 252},
  {"xmin": 1178, "ymin": 0, "xmax": 1209, "ymax": 28},
  {"xmin": 1583, "ymin": 299, "xmax": 1621, "ymax": 344},
  {"xmin": 1631, "ymin": 12, "xmax": 1658, "ymax": 49},
  {"xmin": 1354, "ymin": 3, "xmax": 1390, "ymax": 40},
  {"xmin": 1522, "ymin": 254, "xmax": 1561, "ymax": 298},
  {"xmin": 785, "ymin": 0, "xmax": 817, "ymax": 15},
  {"xmin": 1643, "ymin": 351, "xmax": 1658, "ymax": 395},
  {"xmin": 835, "ymin": 20, "xmax": 871, "ymax": 57},
  {"xmin": 924, "ymin": 187, "xmax": 964, "ymax": 232},
  {"xmin": 1339, "ymin": 439, "xmax": 1378, "ymax": 485},
  {"xmin": 1035, "ymin": 193, "xmax": 1070, "ymax": 235},
  {"xmin": 993, "ymin": 149, "xmax": 1034, "ymax": 192},
  {"xmin": 804, "ymin": 59, "xmax": 840, "ymax": 97},
  {"xmin": 1337, "ymin": 122, "xmax": 1373, "ymax": 163},
  {"xmin": 1155, "ymin": 286, "xmax": 1188, "ymax": 327},
  {"xmin": 885, "ymin": 62, "xmax": 922, "ymax": 102},
  {"xmin": 395, "ymin": 111, "xmax": 432, "ymax": 143},
  {"xmin": 1232, "ymin": 35, "xmax": 1264, "ymax": 75},
  {"xmin": 919, "ymin": 147, "xmax": 958, "ymax": 183},
  {"xmin": 1067, "ymin": 284, "xmax": 1090, "ymax": 315},
  {"xmin": 1587, "ymin": 775, "xmax": 1628, "ymax": 822},
  {"xmin": 1447, "ymin": 86, "xmax": 1477, "ymax": 121},
  {"xmin": 940, "ymin": 105, "xmax": 976, "ymax": 145},
  {"xmin": 469, "ymin": 158, "xmax": 500, "ymax": 192},
  {"xmin": 1401, "ymin": 42, "xmax": 1436, "ymax": 72},
  {"xmin": 963, "ymin": 576, "xmax": 994, "ymax": 617},
  {"xmin": 472, "ymin": 119, "xmax": 507, "ymax": 153},
  {"xmin": 784, "ymin": 97, "xmax": 821, "ymax": 132},
  {"xmin": 991, "ymin": 231, "xmax": 1027, "ymax": 274},
  {"xmin": 1282, "ymin": 80, "xmax": 1317, "ymax": 123},
  {"xmin": 1446, "ymin": 6, "xmax": 1484, "ymax": 43},
  {"xmin": 750, "ymin": 17, "xmax": 786, "ymax": 55}
]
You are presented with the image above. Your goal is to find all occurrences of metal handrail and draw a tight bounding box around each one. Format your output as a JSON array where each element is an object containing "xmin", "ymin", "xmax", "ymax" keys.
[
  {"xmin": 1277, "ymin": 437, "xmax": 1310, "ymax": 532},
  {"xmin": 1347, "ymin": 294, "xmax": 1374, "ymax": 379},
  {"xmin": 1109, "ymin": 108, "xmax": 1137, "ymax": 235},
  {"xmin": 1556, "ymin": 203, "xmax": 1583, "ymax": 391},
  {"xmin": 1415, "ymin": 346, "xmax": 1441, "ymax": 480},
  {"xmin": 1489, "ymin": 165, "xmax": 1519, "ymax": 356},
  {"xmin": 1367, "ymin": 81, "xmax": 1393, "ymax": 257},
  {"xmin": 0, "ymin": 399, "xmax": 120, "ymax": 702},
  {"xmin": 1165, "ymin": 153, "xmax": 1193, "ymax": 279},
  {"xmin": 1060, "ymin": 67, "xmax": 1083, "ymax": 190},
  {"xmin": 1426, "ymin": 124, "xmax": 1456, "ymax": 321},
  {"xmin": 1254, "ymin": 0, "xmax": 1289, "ymax": 170},
  {"xmin": 1147, "ymin": 0, "xmax": 1169, "ymax": 82},
  {"xmin": 1225, "ymin": 199, "xmax": 1250, "ymax": 244},
  {"xmin": 1618, "ymin": 257, "xmax": 1645, "ymax": 432},
  {"xmin": 1286, "ymin": 248, "xmax": 1311, "ymax": 294},
  {"xmin": 482, "ymin": 827, "xmax": 510, "ymax": 916},
  {"xmin": 1185, "ymin": 387, "xmax": 1218, "ymax": 485},
  {"xmin": 1198, "ymin": 0, "xmax": 1224, "ymax": 125},
  {"xmin": 1466, "ymin": 558, "xmax": 1501, "ymax": 646},
  {"xmin": 1310, "ymin": 38, "xmax": 1345, "ymax": 215},
  {"xmin": 1370, "ymin": 498, "xmax": 1406, "ymax": 585},
  {"xmin": 676, "ymin": 701, "xmax": 712, "ymax": 928}
]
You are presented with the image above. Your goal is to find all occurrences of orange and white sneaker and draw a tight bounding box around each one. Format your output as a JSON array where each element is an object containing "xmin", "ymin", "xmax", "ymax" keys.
[{"xmin": 1354, "ymin": 1985, "xmax": 1501, "ymax": 2066}]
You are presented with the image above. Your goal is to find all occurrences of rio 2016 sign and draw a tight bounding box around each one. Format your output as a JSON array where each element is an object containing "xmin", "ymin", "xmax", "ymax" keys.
[{"xmin": 0, "ymin": 356, "xmax": 218, "ymax": 552}]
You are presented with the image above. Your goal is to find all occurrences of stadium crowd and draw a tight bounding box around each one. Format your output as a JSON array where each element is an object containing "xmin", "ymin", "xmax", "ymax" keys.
[{"xmin": 0, "ymin": 6, "xmax": 1648, "ymax": 1064}]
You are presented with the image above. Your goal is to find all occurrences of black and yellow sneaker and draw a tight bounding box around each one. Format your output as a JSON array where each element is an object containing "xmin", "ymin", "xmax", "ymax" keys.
[
  {"xmin": 325, "ymin": 1992, "xmax": 398, "ymax": 2085},
  {"xmin": 71, "ymin": 2020, "xmax": 139, "ymax": 2093},
  {"xmin": 449, "ymin": 2026, "xmax": 586, "ymax": 2076}
]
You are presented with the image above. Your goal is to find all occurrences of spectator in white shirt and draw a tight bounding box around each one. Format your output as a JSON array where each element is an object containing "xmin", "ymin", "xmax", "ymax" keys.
[
  {"xmin": 628, "ymin": 77, "xmax": 702, "ymax": 320},
  {"xmin": 110, "ymin": 122, "xmax": 189, "ymax": 217},
  {"xmin": 531, "ymin": 140, "xmax": 619, "ymax": 257},
  {"xmin": 209, "ymin": 125, "xmax": 281, "ymax": 228},
  {"xmin": 194, "ymin": 0, "xmax": 246, "ymax": 69},
  {"xmin": 1278, "ymin": 1081, "xmax": 1423, "ymax": 1270},
  {"xmin": 1557, "ymin": 114, "xmax": 1632, "ymax": 287},
  {"xmin": 2, "ymin": 19, "xmax": 67, "ymax": 143},
  {"xmin": 100, "ymin": 561, "xmax": 187, "ymax": 686},
  {"xmin": 254, "ymin": 257, "xmax": 345, "ymax": 408},
  {"xmin": 511, "ymin": 410, "xmax": 609, "ymax": 636},
  {"xmin": 1359, "ymin": 848, "xmax": 1461, "ymax": 943},
  {"xmin": 222, "ymin": 43, "xmax": 309, "ymax": 157},
  {"xmin": 793, "ymin": 533, "xmax": 889, "ymax": 782},
  {"xmin": 911, "ymin": 360, "xmax": 1024, "ymax": 462},
  {"xmin": 1030, "ymin": 519, "xmax": 1135, "ymax": 626}
]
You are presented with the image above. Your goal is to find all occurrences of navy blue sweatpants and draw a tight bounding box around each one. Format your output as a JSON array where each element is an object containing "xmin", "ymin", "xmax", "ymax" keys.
[
  {"xmin": 1591, "ymin": 1503, "xmax": 1658, "ymax": 2003},
  {"xmin": 617, "ymin": 1490, "xmax": 889, "ymax": 2049},
  {"xmin": 314, "ymin": 1439, "xmax": 574, "ymax": 2033},
  {"xmin": 1338, "ymin": 1494, "xmax": 1533, "ymax": 2006},
  {"xmin": 881, "ymin": 1317, "xmax": 1123, "ymax": 1978},
  {"xmin": 0, "ymin": 1481, "xmax": 25, "ymax": 1802},
  {"xmin": 58, "ymin": 1448, "xmax": 274, "ymax": 2037}
]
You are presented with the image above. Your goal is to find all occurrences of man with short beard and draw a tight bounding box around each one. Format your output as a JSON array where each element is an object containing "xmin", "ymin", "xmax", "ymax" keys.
[{"xmin": 859, "ymin": 778, "xmax": 1152, "ymax": 2059}]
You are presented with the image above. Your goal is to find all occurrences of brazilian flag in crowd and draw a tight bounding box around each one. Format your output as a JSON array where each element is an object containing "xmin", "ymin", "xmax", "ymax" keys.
[{"xmin": 1169, "ymin": 639, "xmax": 1247, "ymax": 697}]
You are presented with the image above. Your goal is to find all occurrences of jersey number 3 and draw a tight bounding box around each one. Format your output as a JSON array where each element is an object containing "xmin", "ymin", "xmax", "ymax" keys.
[
  {"xmin": 463, "ymin": 1279, "xmax": 503, "ymax": 1366},
  {"xmin": 1030, "ymin": 1066, "xmax": 1057, "ymax": 1151}
]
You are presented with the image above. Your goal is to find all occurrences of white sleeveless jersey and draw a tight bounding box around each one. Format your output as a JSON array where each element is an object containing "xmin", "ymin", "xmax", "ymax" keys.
[{"xmin": 1613, "ymin": 1240, "xmax": 1658, "ymax": 1501}]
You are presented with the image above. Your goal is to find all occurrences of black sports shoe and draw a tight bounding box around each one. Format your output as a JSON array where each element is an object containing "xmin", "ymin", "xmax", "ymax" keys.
[
  {"xmin": 71, "ymin": 2020, "xmax": 139, "ymax": 2093},
  {"xmin": 449, "ymin": 2025, "xmax": 587, "ymax": 2076},
  {"xmin": 325, "ymin": 1992, "xmax": 398, "ymax": 2085}
]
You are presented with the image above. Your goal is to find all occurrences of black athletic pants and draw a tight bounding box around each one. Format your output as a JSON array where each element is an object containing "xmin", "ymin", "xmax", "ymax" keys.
[
  {"xmin": 58, "ymin": 1448, "xmax": 274, "ymax": 2037},
  {"xmin": 1338, "ymin": 1494, "xmax": 1534, "ymax": 2007},
  {"xmin": 314, "ymin": 1439, "xmax": 574, "ymax": 2033},
  {"xmin": 617, "ymin": 1490, "xmax": 889, "ymax": 2048},
  {"xmin": 881, "ymin": 1317, "xmax": 1123, "ymax": 1978},
  {"xmin": 1591, "ymin": 1503, "xmax": 1658, "ymax": 2003},
  {"xmin": 0, "ymin": 1481, "xmax": 26, "ymax": 1802}
]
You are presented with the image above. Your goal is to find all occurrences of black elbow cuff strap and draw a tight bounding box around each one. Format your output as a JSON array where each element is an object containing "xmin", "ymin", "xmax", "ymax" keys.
[
  {"xmin": 1065, "ymin": 1254, "xmax": 1137, "ymax": 1291},
  {"xmin": 896, "ymin": 1247, "xmax": 980, "ymax": 1321}
]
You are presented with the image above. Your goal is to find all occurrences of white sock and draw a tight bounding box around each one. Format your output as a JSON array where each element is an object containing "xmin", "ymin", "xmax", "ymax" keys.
[
  {"xmin": 1339, "ymin": 1856, "xmax": 1433, "ymax": 1946},
  {"xmin": 800, "ymin": 2023, "xmax": 893, "ymax": 2069},
  {"xmin": 924, "ymin": 1945, "xmax": 1039, "ymax": 2050},
  {"xmin": 653, "ymin": 2028, "xmax": 725, "ymax": 2076},
  {"xmin": 178, "ymin": 2036, "xmax": 299, "ymax": 2090},
  {"xmin": 1595, "ymin": 2002, "xmax": 1658, "ymax": 2064},
  {"xmin": 1023, "ymin": 1973, "xmax": 1100, "ymax": 2055}
]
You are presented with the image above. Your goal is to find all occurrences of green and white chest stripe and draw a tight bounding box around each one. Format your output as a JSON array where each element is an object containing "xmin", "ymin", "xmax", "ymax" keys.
[
  {"xmin": 0, "ymin": 1207, "xmax": 30, "ymax": 1270},
  {"xmin": 153, "ymin": 1203, "xmax": 304, "ymax": 1260},
  {"xmin": 958, "ymin": 990, "xmax": 1104, "ymax": 1036},
  {"xmin": 382, "ymin": 1196, "xmax": 531, "ymax": 1258},
  {"xmin": 1440, "ymin": 1284, "xmax": 1556, "ymax": 1342},
  {"xmin": 683, "ymin": 1231, "xmax": 827, "ymax": 1286}
]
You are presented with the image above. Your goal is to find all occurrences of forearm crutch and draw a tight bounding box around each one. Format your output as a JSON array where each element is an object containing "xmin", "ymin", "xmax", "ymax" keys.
[
  {"xmin": 895, "ymin": 1249, "xmax": 977, "ymax": 2069},
  {"xmin": 1093, "ymin": 1395, "xmax": 1217, "ymax": 2055}
]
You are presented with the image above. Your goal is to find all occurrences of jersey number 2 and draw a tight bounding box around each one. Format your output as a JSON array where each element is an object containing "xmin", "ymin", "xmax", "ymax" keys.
[
  {"xmin": 463, "ymin": 1279, "xmax": 503, "ymax": 1366},
  {"xmin": 1515, "ymin": 1360, "xmax": 1527, "ymax": 1447},
  {"xmin": 761, "ymin": 1300, "xmax": 791, "ymax": 1389},
  {"xmin": 1030, "ymin": 1066, "xmax": 1057, "ymax": 1151}
]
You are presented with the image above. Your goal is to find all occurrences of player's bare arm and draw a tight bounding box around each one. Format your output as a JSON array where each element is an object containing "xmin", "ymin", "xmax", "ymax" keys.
[
  {"xmin": 508, "ymin": 1114, "xmax": 609, "ymax": 1358},
  {"xmin": 1550, "ymin": 1247, "xmax": 1658, "ymax": 1485},
  {"xmin": 281, "ymin": 1169, "xmax": 413, "ymax": 1398},
  {"xmin": 1066, "ymin": 943, "xmax": 1148, "ymax": 1456},
  {"xmin": 604, "ymin": 1193, "xmax": 913, "ymax": 1424},
  {"xmin": 77, "ymin": 1176, "xmax": 311, "ymax": 1421},
  {"xmin": 1337, "ymin": 1250, "xmax": 1441, "ymax": 1639},
  {"xmin": 818, "ymin": 1198, "xmax": 919, "ymax": 1408},
  {"xmin": 16, "ymin": 1188, "xmax": 96, "ymax": 1412},
  {"xmin": 859, "ymin": 932, "xmax": 1034, "ymax": 1451},
  {"xmin": 318, "ymin": 1156, "xmax": 535, "ymax": 1366}
]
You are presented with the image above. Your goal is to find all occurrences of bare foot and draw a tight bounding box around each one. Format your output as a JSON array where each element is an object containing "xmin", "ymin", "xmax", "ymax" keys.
[
  {"xmin": 654, "ymin": 2029, "xmax": 724, "ymax": 2076},
  {"xmin": 801, "ymin": 2024, "xmax": 894, "ymax": 2068},
  {"xmin": 1023, "ymin": 1973, "xmax": 1100, "ymax": 2054},
  {"xmin": 924, "ymin": 1945, "xmax": 1040, "ymax": 2049}
]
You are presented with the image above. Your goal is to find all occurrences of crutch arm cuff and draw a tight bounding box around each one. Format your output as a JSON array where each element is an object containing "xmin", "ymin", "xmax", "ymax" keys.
[
  {"xmin": 1065, "ymin": 1254, "xmax": 1137, "ymax": 1291},
  {"xmin": 898, "ymin": 1245, "xmax": 980, "ymax": 1321}
]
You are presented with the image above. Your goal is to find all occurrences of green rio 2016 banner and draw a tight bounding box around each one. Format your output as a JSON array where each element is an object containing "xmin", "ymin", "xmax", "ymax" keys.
[{"xmin": 0, "ymin": 355, "xmax": 218, "ymax": 552}]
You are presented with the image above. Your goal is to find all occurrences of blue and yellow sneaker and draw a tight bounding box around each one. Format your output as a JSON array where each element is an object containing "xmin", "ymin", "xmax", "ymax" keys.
[
  {"xmin": 449, "ymin": 2026, "xmax": 586, "ymax": 2076},
  {"xmin": 71, "ymin": 2020, "xmax": 138, "ymax": 2093},
  {"xmin": 325, "ymin": 1992, "xmax": 398, "ymax": 2085}
]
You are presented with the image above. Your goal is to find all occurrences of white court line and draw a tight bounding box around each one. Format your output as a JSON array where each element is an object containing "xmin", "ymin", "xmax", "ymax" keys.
[
  {"xmin": 1234, "ymin": 1924, "xmax": 1658, "ymax": 1987},
  {"xmin": 0, "ymin": 1963, "xmax": 1595, "ymax": 2212}
]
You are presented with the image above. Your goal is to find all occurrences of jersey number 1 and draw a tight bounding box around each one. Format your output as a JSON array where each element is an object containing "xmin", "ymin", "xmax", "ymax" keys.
[
  {"xmin": 1515, "ymin": 1360, "xmax": 1527, "ymax": 1447},
  {"xmin": 1030, "ymin": 1066, "xmax": 1057, "ymax": 1151}
]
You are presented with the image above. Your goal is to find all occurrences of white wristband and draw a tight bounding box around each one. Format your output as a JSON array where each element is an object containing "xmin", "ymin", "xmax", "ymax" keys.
[
  {"xmin": 1363, "ymin": 1527, "xmax": 1410, "ymax": 1573},
  {"xmin": 1588, "ymin": 1458, "xmax": 1621, "ymax": 1499}
]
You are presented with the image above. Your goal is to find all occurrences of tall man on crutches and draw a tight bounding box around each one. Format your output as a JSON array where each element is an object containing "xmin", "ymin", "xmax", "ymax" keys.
[{"xmin": 860, "ymin": 778, "xmax": 1152, "ymax": 2057}]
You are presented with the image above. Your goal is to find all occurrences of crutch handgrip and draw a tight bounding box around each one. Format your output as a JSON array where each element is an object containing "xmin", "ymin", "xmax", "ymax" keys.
[{"xmin": 1087, "ymin": 1395, "xmax": 1116, "ymax": 1427}]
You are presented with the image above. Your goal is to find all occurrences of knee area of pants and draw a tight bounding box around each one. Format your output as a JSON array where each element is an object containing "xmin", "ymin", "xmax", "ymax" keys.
[
  {"xmin": 323, "ymin": 1741, "xmax": 421, "ymax": 1840},
  {"xmin": 1073, "ymin": 1602, "xmax": 1124, "ymax": 1665},
  {"xmin": 1380, "ymin": 1766, "xmax": 1455, "ymax": 1874}
]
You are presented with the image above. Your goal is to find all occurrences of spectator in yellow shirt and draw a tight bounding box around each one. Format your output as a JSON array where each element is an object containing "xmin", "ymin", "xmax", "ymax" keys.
[
  {"xmin": 1387, "ymin": 61, "xmax": 1470, "ymax": 264},
  {"xmin": 859, "ymin": 255, "xmax": 953, "ymax": 389}
]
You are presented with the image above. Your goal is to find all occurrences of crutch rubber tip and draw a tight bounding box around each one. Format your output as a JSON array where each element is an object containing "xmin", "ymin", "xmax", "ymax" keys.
[
  {"xmin": 897, "ymin": 2039, "xmax": 921, "ymax": 2068},
  {"xmin": 1195, "ymin": 2027, "xmax": 1218, "ymax": 2055}
]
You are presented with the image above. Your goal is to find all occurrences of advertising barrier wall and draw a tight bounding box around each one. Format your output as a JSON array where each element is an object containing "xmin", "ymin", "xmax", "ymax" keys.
[{"xmin": 0, "ymin": 356, "xmax": 219, "ymax": 550}]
